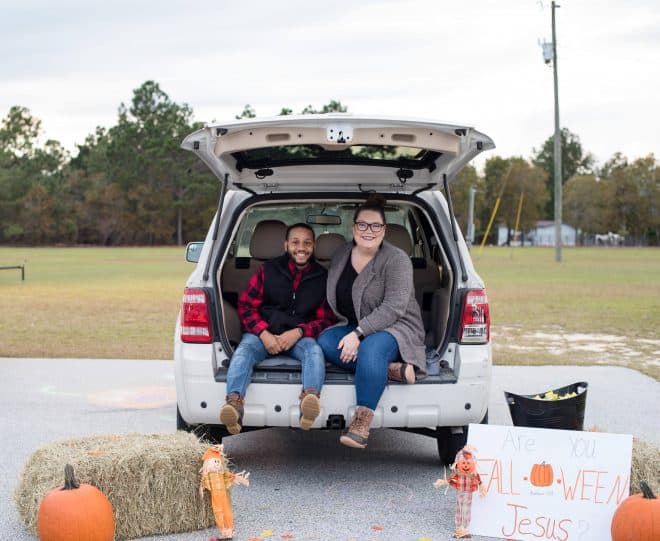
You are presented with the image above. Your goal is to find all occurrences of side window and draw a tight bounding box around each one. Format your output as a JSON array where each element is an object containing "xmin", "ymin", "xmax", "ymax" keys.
[
  {"xmin": 406, "ymin": 209, "xmax": 428, "ymax": 259},
  {"xmin": 384, "ymin": 206, "xmax": 427, "ymax": 258}
]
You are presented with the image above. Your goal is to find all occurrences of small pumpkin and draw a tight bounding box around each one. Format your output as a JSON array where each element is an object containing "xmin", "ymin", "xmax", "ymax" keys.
[
  {"xmin": 530, "ymin": 461, "xmax": 554, "ymax": 487},
  {"xmin": 37, "ymin": 464, "xmax": 115, "ymax": 541},
  {"xmin": 611, "ymin": 481, "xmax": 659, "ymax": 541}
]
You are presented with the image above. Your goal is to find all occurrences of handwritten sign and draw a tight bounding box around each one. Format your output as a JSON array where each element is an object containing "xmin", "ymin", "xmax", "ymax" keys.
[{"xmin": 467, "ymin": 424, "xmax": 632, "ymax": 541}]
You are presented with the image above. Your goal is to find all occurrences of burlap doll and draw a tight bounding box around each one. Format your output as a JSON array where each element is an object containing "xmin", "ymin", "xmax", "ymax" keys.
[
  {"xmin": 199, "ymin": 444, "xmax": 250, "ymax": 540},
  {"xmin": 433, "ymin": 444, "xmax": 486, "ymax": 538}
]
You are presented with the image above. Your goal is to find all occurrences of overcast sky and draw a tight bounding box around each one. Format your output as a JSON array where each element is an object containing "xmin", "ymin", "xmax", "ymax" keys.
[{"xmin": 1, "ymin": 1, "xmax": 658, "ymax": 171}]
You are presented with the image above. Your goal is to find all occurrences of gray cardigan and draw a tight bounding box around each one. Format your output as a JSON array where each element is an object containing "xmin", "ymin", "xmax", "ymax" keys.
[{"xmin": 326, "ymin": 240, "xmax": 427, "ymax": 372}]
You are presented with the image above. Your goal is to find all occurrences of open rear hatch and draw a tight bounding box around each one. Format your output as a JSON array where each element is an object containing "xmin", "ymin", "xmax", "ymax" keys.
[{"xmin": 181, "ymin": 114, "xmax": 494, "ymax": 193}]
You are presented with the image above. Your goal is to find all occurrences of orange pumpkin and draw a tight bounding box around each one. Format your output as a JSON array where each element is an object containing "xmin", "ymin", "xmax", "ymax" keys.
[
  {"xmin": 530, "ymin": 462, "xmax": 554, "ymax": 487},
  {"xmin": 611, "ymin": 482, "xmax": 659, "ymax": 541},
  {"xmin": 37, "ymin": 464, "xmax": 115, "ymax": 541}
]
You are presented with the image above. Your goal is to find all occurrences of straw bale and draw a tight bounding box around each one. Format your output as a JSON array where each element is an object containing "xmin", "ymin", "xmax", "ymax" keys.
[
  {"xmin": 631, "ymin": 438, "xmax": 660, "ymax": 495},
  {"xmin": 15, "ymin": 432, "xmax": 215, "ymax": 540}
]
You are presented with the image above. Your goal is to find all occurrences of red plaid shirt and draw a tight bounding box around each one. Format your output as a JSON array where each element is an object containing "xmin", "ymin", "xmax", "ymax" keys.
[
  {"xmin": 238, "ymin": 259, "xmax": 335, "ymax": 338},
  {"xmin": 448, "ymin": 472, "xmax": 482, "ymax": 493}
]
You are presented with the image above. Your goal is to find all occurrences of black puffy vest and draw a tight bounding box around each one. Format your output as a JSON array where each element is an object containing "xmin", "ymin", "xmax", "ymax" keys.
[{"xmin": 259, "ymin": 254, "xmax": 328, "ymax": 334}]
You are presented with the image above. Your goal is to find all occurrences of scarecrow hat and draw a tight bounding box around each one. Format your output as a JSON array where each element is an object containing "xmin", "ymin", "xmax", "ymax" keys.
[
  {"xmin": 453, "ymin": 444, "xmax": 478, "ymax": 465},
  {"xmin": 202, "ymin": 444, "xmax": 224, "ymax": 461}
]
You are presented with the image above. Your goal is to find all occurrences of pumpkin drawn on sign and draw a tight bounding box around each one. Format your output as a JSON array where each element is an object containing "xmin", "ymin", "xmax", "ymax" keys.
[{"xmin": 530, "ymin": 462, "xmax": 554, "ymax": 487}]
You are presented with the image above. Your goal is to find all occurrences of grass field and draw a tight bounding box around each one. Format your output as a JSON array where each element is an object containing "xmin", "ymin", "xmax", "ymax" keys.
[
  {"xmin": 472, "ymin": 247, "xmax": 660, "ymax": 379},
  {"xmin": 0, "ymin": 247, "xmax": 190, "ymax": 360},
  {"xmin": 1, "ymin": 246, "xmax": 658, "ymax": 379}
]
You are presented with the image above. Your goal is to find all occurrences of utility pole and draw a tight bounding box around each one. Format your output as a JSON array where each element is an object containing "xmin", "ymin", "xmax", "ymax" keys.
[
  {"xmin": 467, "ymin": 186, "xmax": 476, "ymax": 248},
  {"xmin": 551, "ymin": 1, "xmax": 562, "ymax": 262}
]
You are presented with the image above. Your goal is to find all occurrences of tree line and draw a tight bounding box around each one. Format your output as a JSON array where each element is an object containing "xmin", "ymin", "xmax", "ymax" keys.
[{"xmin": 1, "ymin": 80, "xmax": 657, "ymax": 246}]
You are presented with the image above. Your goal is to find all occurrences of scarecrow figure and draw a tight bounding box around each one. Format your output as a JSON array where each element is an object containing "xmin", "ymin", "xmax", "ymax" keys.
[
  {"xmin": 433, "ymin": 445, "xmax": 486, "ymax": 539},
  {"xmin": 199, "ymin": 444, "xmax": 250, "ymax": 540}
]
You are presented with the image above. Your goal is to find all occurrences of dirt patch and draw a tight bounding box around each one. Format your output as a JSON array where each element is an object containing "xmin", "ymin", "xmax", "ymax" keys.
[{"xmin": 493, "ymin": 325, "xmax": 660, "ymax": 378}]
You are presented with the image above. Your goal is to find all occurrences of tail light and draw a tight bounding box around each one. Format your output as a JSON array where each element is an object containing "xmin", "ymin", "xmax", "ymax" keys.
[
  {"xmin": 459, "ymin": 289, "xmax": 490, "ymax": 344},
  {"xmin": 180, "ymin": 288, "xmax": 213, "ymax": 343}
]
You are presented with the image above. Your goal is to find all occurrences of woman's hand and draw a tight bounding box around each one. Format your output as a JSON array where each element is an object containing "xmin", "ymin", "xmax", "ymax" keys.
[{"xmin": 338, "ymin": 331, "xmax": 360, "ymax": 363}]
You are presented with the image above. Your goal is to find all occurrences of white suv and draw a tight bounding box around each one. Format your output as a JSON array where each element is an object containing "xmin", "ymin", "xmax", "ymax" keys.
[{"xmin": 174, "ymin": 114, "xmax": 493, "ymax": 464}]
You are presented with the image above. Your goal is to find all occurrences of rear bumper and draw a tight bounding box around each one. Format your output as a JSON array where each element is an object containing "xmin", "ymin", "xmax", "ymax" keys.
[
  {"xmin": 175, "ymin": 340, "xmax": 491, "ymax": 430},
  {"xmin": 178, "ymin": 379, "xmax": 489, "ymax": 429}
]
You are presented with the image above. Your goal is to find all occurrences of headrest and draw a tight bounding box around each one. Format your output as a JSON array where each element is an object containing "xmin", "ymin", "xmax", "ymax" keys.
[
  {"xmin": 315, "ymin": 233, "xmax": 346, "ymax": 261},
  {"xmin": 250, "ymin": 220, "xmax": 287, "ymax": 260},
  {"xmin": 384, "ymin": 224, "xmax": 413, "ymax": 255}
]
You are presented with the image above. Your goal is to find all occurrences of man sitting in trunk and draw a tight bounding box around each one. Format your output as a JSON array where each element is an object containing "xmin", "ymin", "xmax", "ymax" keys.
[{"xmin": 220, "ymin": 223, "xmax": 336, "ymax": 434}]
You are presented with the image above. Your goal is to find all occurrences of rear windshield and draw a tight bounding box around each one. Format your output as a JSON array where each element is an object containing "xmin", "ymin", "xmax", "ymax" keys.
[
  {"xmin": 232, "ymin": 145, "xmax": 441, "ymax": 171},
  {"xmin": 233, "ymin": 202, "xmax": 420, "ymax": 257}
]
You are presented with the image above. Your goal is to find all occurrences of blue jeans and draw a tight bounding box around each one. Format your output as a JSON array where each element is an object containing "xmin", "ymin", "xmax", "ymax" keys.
[
  {"xmin": 318, "ymin": 325, "xmax": 400, "ymax": 410},
  {"xmin": 226, "ymin": 333, "xmax": 325, "ymax": 397}
]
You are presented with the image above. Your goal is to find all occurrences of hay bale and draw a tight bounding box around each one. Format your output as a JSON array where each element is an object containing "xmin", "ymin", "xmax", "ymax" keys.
[
  {"xmin": 632, "ymin": 438, "xmax": 660, "ymax": 495},
  {"xmin": 15, "ymin": 432, "xmax": 215, "ymax": 540}
]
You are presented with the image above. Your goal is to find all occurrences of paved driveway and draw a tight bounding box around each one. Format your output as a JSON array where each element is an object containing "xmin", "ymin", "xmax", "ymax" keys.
[{"xmin": 1, "ymin": 359, "xmax": 658, "ymax": 540}]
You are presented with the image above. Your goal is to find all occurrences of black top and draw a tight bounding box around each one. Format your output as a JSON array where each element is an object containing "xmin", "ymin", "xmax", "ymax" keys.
[
  {"xmin": 258, "ymin": 254, "xmax": 328, "ymax": 334},
  {"xmin": 336, "ymin": 258, "xmax": 358, "ymax": 326}
]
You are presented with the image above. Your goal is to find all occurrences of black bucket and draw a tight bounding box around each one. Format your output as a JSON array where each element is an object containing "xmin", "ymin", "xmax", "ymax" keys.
[{"xmin": 504, "ymin": 381, "xmax": 588, "ymax": 431}]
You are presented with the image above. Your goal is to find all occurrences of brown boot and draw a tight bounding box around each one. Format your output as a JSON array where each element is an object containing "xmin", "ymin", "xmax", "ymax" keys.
[
  {"xmin": 340, "ymin": 406, "xmax": 374, "ymax": 448},
  {"xmin": 454, "ymin": 527, "xmax": 471, "ymax": 538},
  {"xmin": 219, "ymin": 393, "xmax": 244, "ymax": 434},
  {"xmin": 299, "ymin": 388, "xmax": 321, "ymax": 430},
  {"xmin": 387, "ymin": 361, "xmax": 415, "ymax": 384}
]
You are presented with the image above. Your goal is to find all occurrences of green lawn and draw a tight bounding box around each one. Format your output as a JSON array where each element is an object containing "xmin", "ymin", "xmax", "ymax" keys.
[
  {"xmin": 0, "ymin": 247, "xmax": 191, "ymax": 359},
  {"xmin": 474, "ymin": 247, "xmax": 659, "ymax": 336},
  {"xmin": 473, "ymin": 247, "xmax": 660, "ymax": 379},
  {"xmin": 1, "ymin": 246, "xmax": 658, "ymax": 378}
]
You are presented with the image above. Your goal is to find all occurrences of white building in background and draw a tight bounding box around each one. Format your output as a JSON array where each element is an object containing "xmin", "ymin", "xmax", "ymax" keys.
[
  {"xmin": 527, "ymin": 221, "xmax": 577, "ymax": 246},
  {"xmin": 497, "ymin": 225, "xmax": 522, "ymax": 246},
  {"xmin": 496, "ymin": 222, "xmax": 577, "ymax": 246}
]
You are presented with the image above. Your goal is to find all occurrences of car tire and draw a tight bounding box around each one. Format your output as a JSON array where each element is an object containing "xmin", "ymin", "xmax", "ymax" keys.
[
  {"xmin": 177, "ymin": 406, "xmax": 230, "ymax": 444},
  {"xmin": 436, "ymin": 410, "xmax": 488, "ymax": 466}
]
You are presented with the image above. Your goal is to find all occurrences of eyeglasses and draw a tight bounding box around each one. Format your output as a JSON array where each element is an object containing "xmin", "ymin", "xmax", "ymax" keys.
[{"xmin": 354, "ymin": 221, "xmax": 385, "ymax": 233}]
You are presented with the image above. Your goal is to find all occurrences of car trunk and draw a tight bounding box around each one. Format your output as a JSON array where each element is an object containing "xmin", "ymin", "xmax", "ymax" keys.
[{"xmin": 213, "ymin": 195, "xmax": 459, "ymax": 385}]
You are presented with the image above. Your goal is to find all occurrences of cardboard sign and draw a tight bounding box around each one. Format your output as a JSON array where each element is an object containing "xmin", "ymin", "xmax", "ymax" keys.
[{"xmin": 467, "ymin": 424, "xmax": 632, "ymax": 541}]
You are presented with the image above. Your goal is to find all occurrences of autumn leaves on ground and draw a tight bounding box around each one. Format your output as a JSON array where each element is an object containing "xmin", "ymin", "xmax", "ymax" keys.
[{"xmin": 0, "ymin": 246, "xmax": 658, "ymax": 380}]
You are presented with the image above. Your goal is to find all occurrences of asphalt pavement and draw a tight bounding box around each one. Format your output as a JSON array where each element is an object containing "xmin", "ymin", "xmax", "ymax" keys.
[{"xmin": 1, "ymin": 359, "xmax": 658, "ymax": 541}]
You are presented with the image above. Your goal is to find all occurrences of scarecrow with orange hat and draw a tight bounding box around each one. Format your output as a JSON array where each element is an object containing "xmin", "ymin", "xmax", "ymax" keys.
[
  {"xmin": 433, "ymin": 444, "xmax": 487, "ymax": 539},
  {"xmin": 199, "ymin": 444, "xmax": 250, "ymax": 540}
]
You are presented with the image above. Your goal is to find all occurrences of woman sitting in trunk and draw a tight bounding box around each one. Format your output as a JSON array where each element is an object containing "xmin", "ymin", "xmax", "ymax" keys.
[{"xmin": 318, "ymin": 193, "xmax": 426, "ymax": 449}]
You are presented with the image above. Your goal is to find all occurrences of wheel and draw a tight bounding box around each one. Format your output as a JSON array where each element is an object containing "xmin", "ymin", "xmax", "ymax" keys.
[
  {"xmin": 177, "ymin": 406, "xmax": 230, "ymax": 444},
  {"xmin": 436, "ymin": 410, "xmax": 488, "ymax": 466},
  {"xmin": 437, "ymin": 426, "xmax": 467, "ymax": 466},
  {"xmin": 176, "ymin": 405, "xmax": 191, "ymax": 430},
  {"xmin": 195, "ymin": 424, "xmax": 231, "ymax": 444}
]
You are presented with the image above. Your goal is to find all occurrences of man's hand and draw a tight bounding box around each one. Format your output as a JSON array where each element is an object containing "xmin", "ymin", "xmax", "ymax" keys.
[
  {"xmin": 259, "ymin": 330, "xmax": 282, "ymax": 355},
  {"xmin": 433, "ymin": 479, "xmax": 448, "ymax": 489},
  {"xmin": 276, "ymin": 328, "xmax": 302, "ymax": 352},
  {"xmin": 338, "ymin": 331, "xmax": 360, "ymax": 363}
]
